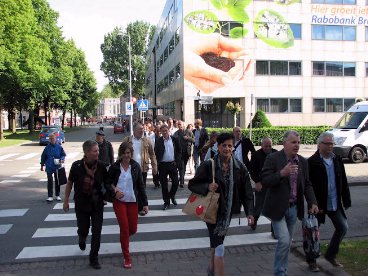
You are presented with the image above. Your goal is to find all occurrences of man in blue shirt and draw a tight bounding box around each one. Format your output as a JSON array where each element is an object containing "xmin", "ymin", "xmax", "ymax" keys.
[{"xmin": 307, "ymin": 132, "xmax": 351, "ymax": 272}]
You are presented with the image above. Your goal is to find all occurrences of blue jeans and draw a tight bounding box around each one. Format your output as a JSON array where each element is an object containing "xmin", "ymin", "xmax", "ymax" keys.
[
  {"xmin": 325, "ymin": 207, "xmax": 348, "ymax": 260},
  {"xmin": 193, "ymin": 146, "xmax": 200, "ymax": 171},
  {"xmin": 271, "ymin": 205, "xmax": 297, "ymax": 276}
]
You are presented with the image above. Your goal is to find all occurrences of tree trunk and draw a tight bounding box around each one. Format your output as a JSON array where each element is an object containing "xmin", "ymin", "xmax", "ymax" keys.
[
  {"xmin": 0, "ymin": 111, "xmax": 3, "ymax": 141},
  {"xmin": 28, "ymin": 109, "xmax": 34, "ymax": 134}
]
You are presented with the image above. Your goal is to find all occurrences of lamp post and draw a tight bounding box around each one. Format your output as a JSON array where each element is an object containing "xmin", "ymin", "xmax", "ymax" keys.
[{"xmin": 127, "ymin": 34, "xmax": 133, "ymax": 136}]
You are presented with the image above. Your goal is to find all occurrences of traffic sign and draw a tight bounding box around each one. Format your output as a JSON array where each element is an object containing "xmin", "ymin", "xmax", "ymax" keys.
[
  {"xmin": 137, "ymin": 99, "xmax": 149, "ymax": 111},
  {"xmin": 125, "ymin": 102, "xmax": 133, "ymax": 115}
]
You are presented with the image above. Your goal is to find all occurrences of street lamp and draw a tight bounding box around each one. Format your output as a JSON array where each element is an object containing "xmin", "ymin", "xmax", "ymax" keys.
[{"xmin": 127, "ymin": 34, "xmax": 133, "ymax": 137}]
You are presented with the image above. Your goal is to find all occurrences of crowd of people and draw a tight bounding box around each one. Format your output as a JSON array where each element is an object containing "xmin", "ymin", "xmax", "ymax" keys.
[{"xmin": 40, "ymin": 118, "xmax": 351, "ymax": 275}]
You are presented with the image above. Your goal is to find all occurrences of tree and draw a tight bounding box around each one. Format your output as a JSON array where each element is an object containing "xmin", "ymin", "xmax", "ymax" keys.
[
  {"xmin": 251, "ymin": 110, "xmax": 272, "ymax": 128},
  {"xmin": 100, "ymin": 21, "xmax": 153, "ymax": 98},
  {"xmin": 226, "ymin": 101, "xmax": 242, "ymax": 127}
]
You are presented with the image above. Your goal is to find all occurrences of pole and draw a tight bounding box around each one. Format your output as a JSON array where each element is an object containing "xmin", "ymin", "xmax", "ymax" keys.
[
  {"xmin": 128, "ymin": 35, "xmax": 133, "ymax": 136},
  {"xmin": 250, "ymin": 93, "xmax": 254, "ymax": 141}
]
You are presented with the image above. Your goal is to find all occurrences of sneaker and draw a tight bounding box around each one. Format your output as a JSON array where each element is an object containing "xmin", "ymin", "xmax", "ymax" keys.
[
  {"xmin": 56, "ymin": 196, "xmax": 62, "ymax": 201},
  {"xmin": 89, "ymin": 259, "xmax": 101, "ymax": 270},
  {"xmin": 46, "ymin": 197, "xmax": 53, "ymax": 202},
  {"xmin": 309, "ymin": 262, "xmax": 320, "ymax": 272},
  {"xmin": 325, "ymin": 256, "xmax": 343, "ymax": 267},
  {"xmin": 79, "ymin": 236, "xmax": 86, "ymax": 251},
  {"xmin": 123, "ymin": 260, "xmax": 132, "ymax": 269}
]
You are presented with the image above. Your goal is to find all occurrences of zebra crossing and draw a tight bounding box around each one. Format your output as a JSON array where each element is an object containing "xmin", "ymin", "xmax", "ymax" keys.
[
  {"xmin": 14, "ymin": 198, "xmax": 276, "ymax": 261},
  {"xmin": 0, "ymin": 208, "xmax": 29, "ymax": 235}
]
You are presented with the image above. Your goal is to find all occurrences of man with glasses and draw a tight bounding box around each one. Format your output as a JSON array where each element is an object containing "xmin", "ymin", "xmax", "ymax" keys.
[{"xmin": 306, "ymin": 132, "xmax": 351, "ymax": 272}]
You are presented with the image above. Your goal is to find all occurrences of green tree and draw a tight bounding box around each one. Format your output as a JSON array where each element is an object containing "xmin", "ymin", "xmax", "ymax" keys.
[
  {"xmin": 100, "ymin": 21, "xmax": 153, "ymax": 98},
  {"xmin": 251, "ymin": 110, "xmax": 272, "ymax": 128}
]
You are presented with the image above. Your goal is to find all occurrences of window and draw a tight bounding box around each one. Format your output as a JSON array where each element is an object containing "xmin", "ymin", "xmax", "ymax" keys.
[
  {"xmin": 257, "ymin": 98, "xmax": 302, "ymax": 113},
  {"xmin": 217, "ymin": 21, "xmax": 245, "ymax": 37},
  {"xmin": 164, "ymin": 46, "xmax": 168, "ymax": 62},
  {"xmin": 312, "ymin": 25, "xmax": 356, "ymax": 41},
  {"xmin": 289, "ymin": 24, "xmax": 302, "ymax": 39},
  {"xmin": 312, "ymin": 0, "xmax": 355, "ymax": 3},
  {"xmin": 256, "ymin": 60, "xmax": 302, "ymax": 76},
  {"xmin": 313, "ymin": 98, "xmax": 355, "ymax": 112},
  {"xmin": 175, "ymin": 27, "xmax": 180, "ymax": 46},
  {"xmin": 366, "ymin": 63, "xmax": 368, "ymax": 76},
  {"xmin": 312, "ymin": 61, "xmax": 355, "ymax": 76},
  {"xmin": 175, "ymin": 63, "xmax": 181, "ymax": 79},
  {"xmin": 169, "ymin": 36, "xmax": 175, "ymax": 54},
  {"xmin": 169, "ymin": 69, "xmax": 175, "ymax": 84}
]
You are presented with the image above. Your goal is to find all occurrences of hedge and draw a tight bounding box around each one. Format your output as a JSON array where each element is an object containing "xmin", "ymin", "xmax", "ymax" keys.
[{"xmin": 207, "ymin": 126, "xmax": 331, "ymax": 146}]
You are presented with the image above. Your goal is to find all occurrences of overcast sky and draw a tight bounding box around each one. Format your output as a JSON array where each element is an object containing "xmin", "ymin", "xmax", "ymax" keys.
[{"xmin": 47, "ymin": 0, "xmax": 167, "ymax": 91}]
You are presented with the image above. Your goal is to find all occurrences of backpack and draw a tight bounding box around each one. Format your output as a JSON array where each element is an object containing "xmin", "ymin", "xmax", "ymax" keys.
[{"xmin": 302, "ymin": 214, "xmax": 321, "ymax": 259}]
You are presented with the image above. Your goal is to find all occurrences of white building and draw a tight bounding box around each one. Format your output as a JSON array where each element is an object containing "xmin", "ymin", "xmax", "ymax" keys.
[
  {"xmin": 145, "ymin": 0, "xmax": 368, "ymax": 127},
  {"xmin": 96, "ymin": 98, "xmax": 120, "ymax": 121}
]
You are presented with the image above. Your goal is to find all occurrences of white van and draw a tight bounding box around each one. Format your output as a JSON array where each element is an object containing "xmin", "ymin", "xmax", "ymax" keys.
[{"xmin": 328, "ymin": 101, "xmax": 368, "ymax": 163}]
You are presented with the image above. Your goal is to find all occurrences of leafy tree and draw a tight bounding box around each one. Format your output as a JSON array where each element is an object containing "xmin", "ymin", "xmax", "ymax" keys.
[
  {"xmin": 251, "ymin": 110, "xmax": 272, "ymax": 128},
  {"xmin": 100, "ymin": 21, "xmax": 153, "ymax": 98}
]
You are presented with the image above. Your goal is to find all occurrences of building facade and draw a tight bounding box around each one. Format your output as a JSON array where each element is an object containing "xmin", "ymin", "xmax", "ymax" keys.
[
  {"xmin": 96, "ymin": 98, "xmax": 121, "ymax": 121},
  {"xmin": 145, "ymin": 0, "xmax": 368, "ymax": 128}
]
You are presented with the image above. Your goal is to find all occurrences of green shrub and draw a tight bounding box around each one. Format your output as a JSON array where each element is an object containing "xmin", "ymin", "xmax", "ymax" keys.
[{"xmin": 251, "ymin": 110, "xmax": 272, "ymax": 128}]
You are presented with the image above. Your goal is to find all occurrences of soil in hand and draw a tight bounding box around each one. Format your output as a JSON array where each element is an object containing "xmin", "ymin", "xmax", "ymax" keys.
[{"xmin": 200, "ymin": 52, "xmax": 235, "ymax": 72}]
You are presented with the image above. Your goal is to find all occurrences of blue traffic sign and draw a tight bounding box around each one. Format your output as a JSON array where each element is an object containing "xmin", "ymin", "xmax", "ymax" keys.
[{"xmin": 137, "ymin": 99, "xmax": 149, "ymax": 111}]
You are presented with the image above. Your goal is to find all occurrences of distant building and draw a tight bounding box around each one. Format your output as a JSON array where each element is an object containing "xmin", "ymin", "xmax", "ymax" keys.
[
  {"xmin": 96, "ymin": 98, "xmax": 120, "ymax": 121},
  {"xmin": 145, "ymin": 0, "xmax": 368, "ymax": 127}
]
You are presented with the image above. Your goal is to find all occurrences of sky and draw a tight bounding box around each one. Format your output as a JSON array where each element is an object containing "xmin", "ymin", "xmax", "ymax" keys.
[{"xmin": 47, "ymin": 0, "xmax": 167, "ymax": 91}]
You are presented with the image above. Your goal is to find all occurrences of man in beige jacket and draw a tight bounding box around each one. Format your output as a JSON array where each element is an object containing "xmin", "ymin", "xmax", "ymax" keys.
[{"xmin": 123, "ymin": 122, "xmax": 158, "ymax": 216}]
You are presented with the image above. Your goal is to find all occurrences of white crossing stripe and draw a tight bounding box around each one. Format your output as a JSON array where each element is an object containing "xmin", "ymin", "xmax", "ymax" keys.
[
  {"xmin": 11, "ymin": 174, "xmax": 31, "ymax": 178},
  {"xmin": 0, "ymin": 180, "xmax": 21, "ymax": 184},
  {"xmin": 0, "ymin": 209, "xmax": 28, "ymax": 218},
  {"xmin": 16, "ymin": 232, "xmax": 276, "ymax": 259},
  {"xmin": 66, "ymin": 152, "xmax": 81, "ymax": 159},
  {"xmin": 16, "ymin": 153, "xmax": 39, "ymax": 160},
  {"xmin": 34, "ymin": 216, "xmax": 270, "ymax": 238},
  {"xmin": 0, "ymin": 153, "xmax": 19, "ymax": 161},
  {"xmin": 0, "ymin": 224, "xmax": 13, "ymax": 234},
  {"xmin": 19, "ymin": 170, "xmax": 37, "ymax": 174}
]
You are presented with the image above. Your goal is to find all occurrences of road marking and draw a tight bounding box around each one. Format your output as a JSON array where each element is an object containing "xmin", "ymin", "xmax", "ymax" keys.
[
  {"xmin": 16, "ymin": 153, "xmax": 39, "ymax": 160},
  {"xmin": 0, "ymin": 209, "xmax": 28, "ymax": 218},
  {"xmin": 0, "ymin": 224, "xmax": 13, "ymax": 234},
  {"xmin": 66, "ymin": 152, "xmax": 81, "ymax": 159},
  {"xmin": 0, "ymin": 180, "xmax": 22, "ymax": 184},
  {"xmin": 19, "ymin": 170, "xmax": 37, "ymax": 174},
  {"xmin": 17, "ymin": 232, "xmax": 276, "ymax": 259},
  {"xmin": 11, "ymin": 174, "xmax": 31, "ymax": 178},
  {"xmin": 0, "ymin": 153, "xmax": 19, "ymax": 161},
  {"xmin": 33, "ymin": 216, "xmax": 270, "ymax": 238}
]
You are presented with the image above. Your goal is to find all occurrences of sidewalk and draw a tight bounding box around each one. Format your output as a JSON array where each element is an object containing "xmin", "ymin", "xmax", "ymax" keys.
[{"xmin": 0, "ymin": 243, "xmax": 350, "ymax": 276}]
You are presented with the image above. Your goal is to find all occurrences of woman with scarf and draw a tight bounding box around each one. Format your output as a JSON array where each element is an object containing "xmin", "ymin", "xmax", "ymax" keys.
[
  {"xmin": 188, "ymin": 132, "xmax": 254, "ymax": 276},
  {"xmin": 105, "ymin": 142, "xmax": 148, "ymax": 269}
]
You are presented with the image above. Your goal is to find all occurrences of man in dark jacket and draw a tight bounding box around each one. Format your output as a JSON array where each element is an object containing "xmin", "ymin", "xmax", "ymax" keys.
[
  {"xmin": 261, "ymin": 130, "xmax": 318, "ymax": 276},
  {"xmin": 232, "ymin": 126, "xmax": 255, "ymax": 168},
  {"xmin": 192, "ymin": 119, "xmax": 209, "ymax": 171},
  {"xmin": 249, "ymin": 137, "xmax": 277, "ymax": 232},
  {"xmin": 306, "ymin": 132, "xmax": 351, "ymax": 272},
  {"xmin": 96, "ymin": 131, "xmax": 114, "ymax": 167},
  {"xmin": 155, "ymin": 124, "xmax": 182, "ymax": 210}
]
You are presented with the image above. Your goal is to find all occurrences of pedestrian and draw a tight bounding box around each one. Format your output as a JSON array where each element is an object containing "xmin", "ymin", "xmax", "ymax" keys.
[
  {"xmin": 188, "ymin": 132, "xmax": 254, "ymax": 276},
  {"xmin": 95, "ymin": 131, "xmax": 114, "ymax": 167},
  {"xmin": 105, "ymin": 142, "xmax": 148, "ymax": 269},
  {"xmin": 63, "ymin": 140, "xmax": 107, "ymax": 270},
  {"xmin": 186, "ymin": 123, "xmax": 195, "ymax": 174},
  {"xmin": 123, "ymin": 122, "xmax": 157, "ymax": 216},
  {"xmin": 248, "ymin": 137, "xmax": 277, "ymax": 235},
  {"xmin": 306, "ymin": 132, "xmax": 351, "ymax": 272},
  {"xmin": 193, "ymin": 118, "xmax": 209, "ymax": 171},
  {"xmin": 261, "ymin": 130, "xmax": 319, "ymax": 276},
  {"xmin": 232, "ymin": 126, "xmax": 255, "ymax": 168},
  {"xmin": 204, "ymin": 131, "xmax": 219, "ymax": 160},
  {"xmin": 40, "ymin": 133, "xmax": 66, "ymax": 202},
  {"xmin": 167, "ymin": 117, "xmax": 178, "ymax": 135},
  {"xmin": 154, "ymin": 124, "xmax": 182, "ymax": 210},
  {"xmin": 150, "ymin": 124, "xmax": 161, "ymax": 189}
]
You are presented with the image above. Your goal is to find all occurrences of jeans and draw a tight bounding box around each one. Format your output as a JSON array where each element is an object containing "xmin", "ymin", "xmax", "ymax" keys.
[
  {"xmin": 272, "ymin": 205, "xmax": 298, "ymax": 276},
  {"xmin": 193, "ymin": 146, "xmax": 200, "ymax": 171},
  {"xmin": 47, "ymin": 171, "xmax": 60, "ymax": 197}
]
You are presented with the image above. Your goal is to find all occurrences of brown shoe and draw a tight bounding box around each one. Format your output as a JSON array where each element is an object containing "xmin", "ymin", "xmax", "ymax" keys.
[
  {"xmin": 325, "ymin": 256, "xmax": 344, "ymax": 267},
  {"xmin": 309, "ymin": 262, "xmax": 320, "ymax": 272}
]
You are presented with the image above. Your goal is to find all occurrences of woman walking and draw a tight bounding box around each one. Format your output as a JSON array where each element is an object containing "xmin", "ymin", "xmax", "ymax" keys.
[
  {"xmin": 188, "ymin": 133, "xmax": 254, "ymax": 276},
  {"xmin": 105, "ymin": 142, "xmax": 148, "ymax": 269}
]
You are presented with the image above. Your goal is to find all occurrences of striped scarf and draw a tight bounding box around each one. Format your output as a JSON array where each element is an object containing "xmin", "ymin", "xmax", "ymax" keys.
[{"xmin": 83, "ymin": 159, "xmax": 97, "ymax": 195}]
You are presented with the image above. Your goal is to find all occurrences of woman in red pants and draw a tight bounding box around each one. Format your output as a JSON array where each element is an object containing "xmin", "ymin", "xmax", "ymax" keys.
[{"xmin": 105, "ymin": 142, "xmax": 148, "ymax": 269}]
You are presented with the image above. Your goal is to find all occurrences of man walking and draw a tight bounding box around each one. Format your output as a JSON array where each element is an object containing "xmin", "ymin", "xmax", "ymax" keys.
[
  {"xmin": 192, "ymin": 119, "xmax": 208, "ymax": 171},
  {"xmin": 123, "ymin": 122, "xmax": 157, "ymax": 216},
  {"xmin": 248, "ymin": 137, "xmax": 277, "ymax": 233},
  {"xmin": 232, "ymin": 126, "xmax": 255, "ymax": 168},
  {"xmin": 155, "ymin": 124, "xmax": 181, "ymax": 210},
  {"xmin": 63, "ymin": 140, "xmax": 107, "ymax": 269},
  {"xmin": 261, "ymin": 130, "xmax": 319, "ymax": 276},
  {"xmin": 95, "ymin": 131, "xmax": 114, "ymax": 167},
  {"xmin": 306, "ymin": 132, "xmax": 351, "ymax": 272}
]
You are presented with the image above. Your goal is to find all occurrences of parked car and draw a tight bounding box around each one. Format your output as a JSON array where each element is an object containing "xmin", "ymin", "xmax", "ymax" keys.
[
  {"xmin": 39, "ymin": 125, "xmax": 65, "ymax": 145},
  {"xmin": 114, "ymin": 123, "xmax": 125, "ymax": 134}
]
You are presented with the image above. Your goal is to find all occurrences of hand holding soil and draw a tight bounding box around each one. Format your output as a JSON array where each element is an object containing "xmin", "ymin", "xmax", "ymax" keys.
[{"xmin": 184, "ymin": 33, "xmax": 250, "ymax": 93}]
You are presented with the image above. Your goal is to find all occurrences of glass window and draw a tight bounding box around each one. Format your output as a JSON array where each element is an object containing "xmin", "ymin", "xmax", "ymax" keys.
[
  {"xmin": 313, "ymin": 99, "xmax": 325, "ymax": 112},
  {"xmin": 312, "ymin": 0, "xmax": 355, "ymax": 3},
  {"xmin": 290, "ymin": 99, "xmax": 302, "ymax": 112},
  {"xmin": 325, "ymin": 25, "xmax": 342, "ymax": 40},
  {"xmin": 313, "ymin": 61, "xmax": 324, "ymax": 75},
  {"xmin": 169, "ymin": 69, "xmax": 175, "ymax": 84},
  {"xmin": 164, "ymin": 47, "xmax": 169, "ymax": 62},
  {"xmin": 326, "ymin": 61, "xmax": 343, "ymax": 76},
  {"xmin": 312, "ymin": 25, "xmax": 324, "ymax": 40},
  {"xmin": 175, "ymin": 27, "xmax": 180, "ymax": 46},
  {"xmin": 169, "ymin": 36, "xmax": 175, "ymax": 54},
  {"xmin": 256, "ymin": 99, "xmax": 269, "ymax": 113},
  {"xmin": 256, "ymin": 61, "xmax": 269, "ymax": 75},
  {"xmin": 343, "ymin": 26, "xmax": 356, "ymax": 41},
  {"xmin": 344, "ymin": 99, "xmax": 355, "ymax": 111},
  {"xmin": 270, "ymin": 61, "xmax": 288, "ymax": 75},
  {"xmin": 270, "ymin": 98, "xmax": 288, "ymax": 112},
  {"xmin": 343, "ymin": 62, "xmax": 355, "ymax": 76},
  {"xmin": 289, "ymin": 62, "xmax": 302, "ymax": 75},
  {"xmin": 164, "ymin": 75, "xmax": 169, "ymax": 88},
  {"xmin": 366, "ymin": 63, "xmax": 368, "ymax": 76},
  {"xmin": 289, "ymin": 24, "xmax": 302, "ymax": 39},
  {"xmin": 175, "ymin": 63, "xmax": 181, "ymax": 79},
  {"xmin": 326, "ymin": 98, "xmax": 343, "ymax": 112}
]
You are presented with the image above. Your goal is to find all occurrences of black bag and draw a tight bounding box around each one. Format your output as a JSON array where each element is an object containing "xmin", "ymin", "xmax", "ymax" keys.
[
  {"xmin": 101, "ymin": 183, "xmax": 113, "ymax": 203},
  {"xmin": 56, "ymin": 167, "xmax": 67, "ymax": 185},
  {"xmin": 302, "ymin": 214, "xmax": 321, "ymax": 259}
]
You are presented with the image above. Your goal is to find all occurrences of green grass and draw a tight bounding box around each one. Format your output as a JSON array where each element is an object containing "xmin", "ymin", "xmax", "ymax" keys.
[
  {"xmin": 321, "ymin": 239, "xmax": 368, "ymax": 276},
  {"xmin": 0, "ymin": 126, "xmax": 82, "ymax": 148}
]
